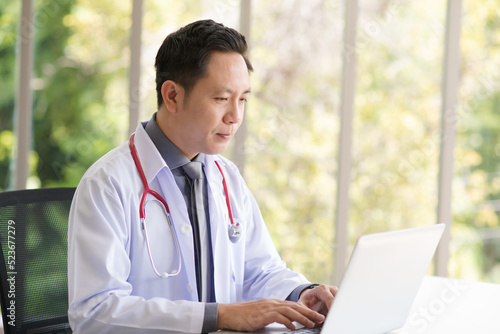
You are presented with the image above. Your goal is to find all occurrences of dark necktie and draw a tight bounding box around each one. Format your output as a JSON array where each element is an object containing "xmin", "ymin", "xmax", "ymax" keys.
[{"xmin": 182, "ymin": 161, "xmax": 210, "ymax": 302}]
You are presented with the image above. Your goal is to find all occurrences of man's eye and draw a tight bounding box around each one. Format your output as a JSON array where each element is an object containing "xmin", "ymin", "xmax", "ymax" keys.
[{"xmin": 215, "ymin": 97, "xmax": 228, "ymax": 101}]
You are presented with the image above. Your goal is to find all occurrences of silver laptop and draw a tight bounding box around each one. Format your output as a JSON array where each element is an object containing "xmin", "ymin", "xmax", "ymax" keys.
[{"xmin": 223, "ymin": 224, "xmax": 445, "ymax": 334}]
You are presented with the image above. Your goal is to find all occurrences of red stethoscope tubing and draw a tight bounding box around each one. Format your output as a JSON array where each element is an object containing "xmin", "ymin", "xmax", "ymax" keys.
[
  {"xmin": 129, "ymin": 133, "xmax": 241, "ymax": 278},
  {"xmin": 130, "ymin": 133, "xmax": 182, "ymax": 278},
  {"xmin": 129, "ymin": 133, "xmax": 235, "ymax": 223},
  {"xmin": 130, "ymin": 134, "xmax": 171, "ymax": 219},
  {"xmin": 214, "ymin": 161, "xmax": 239, "ymax": 230}
]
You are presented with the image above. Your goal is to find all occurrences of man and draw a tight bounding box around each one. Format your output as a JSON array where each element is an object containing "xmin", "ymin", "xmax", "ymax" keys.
[{"xmin": 68, "ymin": 19, "xmax": 337, "ymax": 333}]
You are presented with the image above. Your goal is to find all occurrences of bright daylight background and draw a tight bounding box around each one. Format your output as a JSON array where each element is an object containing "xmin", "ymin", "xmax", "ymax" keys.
[{"xmin": 0, "ymin": 0, "xmax": 499, "ymax": 285}]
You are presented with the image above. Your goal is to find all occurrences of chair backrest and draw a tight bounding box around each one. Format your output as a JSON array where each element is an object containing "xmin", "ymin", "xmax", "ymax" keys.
[{"xmin": 0, "ymin": 188, "xmax": 75, "ymax": 334}]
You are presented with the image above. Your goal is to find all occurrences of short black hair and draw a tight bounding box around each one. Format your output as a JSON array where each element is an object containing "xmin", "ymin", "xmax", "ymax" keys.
[{"xmin": 155, "ymin": 19, "xmax": 253, "ymax": 108}]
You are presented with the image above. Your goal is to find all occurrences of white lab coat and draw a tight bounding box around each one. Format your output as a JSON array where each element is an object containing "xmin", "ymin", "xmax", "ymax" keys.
[{"xmin": 67, "ymin": 123, "xmax": 310, "ymax": 333}]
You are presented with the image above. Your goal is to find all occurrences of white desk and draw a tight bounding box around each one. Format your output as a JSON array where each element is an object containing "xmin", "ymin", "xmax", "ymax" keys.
[
  {"xmin": 390, "ymin": 275, "xmax": 500, "ymax": 333},
  {"xmin": 214, "ymin": 276, "xmax": 500, "ymax": 333}
]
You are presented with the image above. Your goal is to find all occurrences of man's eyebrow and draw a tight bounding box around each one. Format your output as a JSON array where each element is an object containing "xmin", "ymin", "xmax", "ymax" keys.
[{"xmin": 214, "ymin": 87, "xmax": 251, "ymax": 95}]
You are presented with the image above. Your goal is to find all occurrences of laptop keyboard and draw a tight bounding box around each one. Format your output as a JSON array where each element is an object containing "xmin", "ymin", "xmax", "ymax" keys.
[
  {"xmin": 288, "ymin": 328, "xmax": 321, "ymax": 334},
  {"xmin": 284, "ymin": 324, "xmax": 323, "ymax": 333}
]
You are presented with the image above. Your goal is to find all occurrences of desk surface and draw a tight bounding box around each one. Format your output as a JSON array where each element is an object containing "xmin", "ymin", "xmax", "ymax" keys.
[
  {"xmin": 390, "ymin": 275, "xmax": 500, "ymax": 333},
  {"xmin": 214, "ymin": 276, "xmax": 500, "ymax": 334}
]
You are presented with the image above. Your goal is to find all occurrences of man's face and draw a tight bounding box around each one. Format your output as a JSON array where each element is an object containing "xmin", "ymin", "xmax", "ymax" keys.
[{"xmin": 168, "ymin": 51, "xmax": 251, "ymax": 160}]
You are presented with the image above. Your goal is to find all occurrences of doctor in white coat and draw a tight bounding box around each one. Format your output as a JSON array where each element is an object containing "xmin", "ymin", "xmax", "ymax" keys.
[{"xmin": 68, "ymin": 19, "xmax": 337, "ymax": 334}]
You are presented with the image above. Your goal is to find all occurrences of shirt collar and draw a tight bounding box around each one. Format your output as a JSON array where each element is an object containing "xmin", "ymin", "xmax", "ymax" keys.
[{"xmin": 144, "ymin": 112, "xmax": 205, "ymax": 169}]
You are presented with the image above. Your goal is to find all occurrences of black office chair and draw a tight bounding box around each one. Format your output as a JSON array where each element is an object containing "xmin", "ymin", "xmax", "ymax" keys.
[{"xmin": 0, "ymin": 188, "xmax": 75, "ymax": 334}]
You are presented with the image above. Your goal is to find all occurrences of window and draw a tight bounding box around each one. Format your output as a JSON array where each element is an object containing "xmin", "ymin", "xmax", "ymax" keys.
[
  {"xmin": 451, "ymin": 0, "xmax": 500, "ymax": 282},
  {"xmin": 246, "ymin": 0, "xmax": 342, "ymax": 283},
  {"xmin": 0, "ymin": 0, "xmax": 19, "ymax": 190},
  {"xmin": 351, "ymin": 0, "xmax": 445, "ymax": 269},
  {"xmin": 3, "ymin": 0, "xmax": 499, "ymax": 284}
]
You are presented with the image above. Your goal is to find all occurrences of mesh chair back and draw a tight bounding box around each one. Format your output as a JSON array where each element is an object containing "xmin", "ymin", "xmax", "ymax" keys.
[{"xmin": 0, "ymin": 188, "xmax": 75, "ymax": 334}]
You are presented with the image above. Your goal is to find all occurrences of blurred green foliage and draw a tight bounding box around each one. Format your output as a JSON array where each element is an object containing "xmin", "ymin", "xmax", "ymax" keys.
[{"xmin": 0, "ymin": 0, "xmax": 129, "ymax": 189}]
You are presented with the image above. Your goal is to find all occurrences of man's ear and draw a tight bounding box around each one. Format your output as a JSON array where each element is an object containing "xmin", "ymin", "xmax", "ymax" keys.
[{"xmin": 161, "ymin": 81, "xmax": 181, "ymax": 113}]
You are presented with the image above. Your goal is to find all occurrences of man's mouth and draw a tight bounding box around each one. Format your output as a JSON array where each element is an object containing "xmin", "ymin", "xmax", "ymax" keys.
[{"xmin": 217, "ymin": 133, "xmax": 232, "ymax": 140}]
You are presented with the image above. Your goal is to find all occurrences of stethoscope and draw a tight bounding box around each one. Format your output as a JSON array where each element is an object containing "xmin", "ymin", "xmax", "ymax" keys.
[{"xmin": 129, "ymin": 133, "xmax": 242, "ymax": 278}]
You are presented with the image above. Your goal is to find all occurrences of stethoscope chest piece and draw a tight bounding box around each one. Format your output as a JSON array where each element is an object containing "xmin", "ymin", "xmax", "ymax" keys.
[{"xmin": 228, "ymin": 222, "xmax": 242, "ymax": 243}]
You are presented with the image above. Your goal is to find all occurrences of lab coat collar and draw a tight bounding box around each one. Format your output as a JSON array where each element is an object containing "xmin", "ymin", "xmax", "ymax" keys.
[
  {"xmin": 133, "ymin": 123, "xmax": 168, "ymax": 185},
  {"xmin": 203, "ymin": 155, "xmax": 225, "ymax": 189}
]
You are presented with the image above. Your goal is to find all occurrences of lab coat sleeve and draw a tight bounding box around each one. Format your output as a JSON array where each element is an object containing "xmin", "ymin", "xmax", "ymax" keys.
[{"xmin": 67, "ymin": 175, "xmax": 204, "ymax": 334}]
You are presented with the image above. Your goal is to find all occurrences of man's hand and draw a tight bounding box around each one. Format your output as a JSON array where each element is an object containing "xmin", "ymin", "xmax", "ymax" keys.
[
  {"xmin": 298, "ymin": 284, "xmax": 338, "ymax": 316},
  {"xmin": 217, "ymin": 299, "xmax": 325, "ymax": 332}
]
